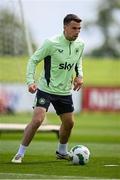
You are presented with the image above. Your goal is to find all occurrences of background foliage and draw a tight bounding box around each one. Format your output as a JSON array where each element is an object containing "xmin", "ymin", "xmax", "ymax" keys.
[{"xmin": 0, "ymin": 8, "xmax": 36, "ymax": 56}]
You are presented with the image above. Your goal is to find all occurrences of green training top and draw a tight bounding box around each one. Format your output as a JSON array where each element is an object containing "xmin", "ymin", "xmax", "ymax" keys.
[{"xmin": 26, "ymin": 34, "xmax": 84, "ymax": 95}]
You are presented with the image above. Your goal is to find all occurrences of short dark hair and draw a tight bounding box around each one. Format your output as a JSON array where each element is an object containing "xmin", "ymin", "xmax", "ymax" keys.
[{"xmin": 63, "ymin": 14, "xmax": 82, "ymax": 25}]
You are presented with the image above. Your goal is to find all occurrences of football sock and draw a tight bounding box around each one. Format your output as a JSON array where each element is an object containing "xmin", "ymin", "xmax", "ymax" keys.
[
  {"xmin": 17, "ymin": 144, "xmax": 27, "ymax": 157},
  {"xmin": 57, "ymin": 143, "xmax": 68, "ymax": 155}
]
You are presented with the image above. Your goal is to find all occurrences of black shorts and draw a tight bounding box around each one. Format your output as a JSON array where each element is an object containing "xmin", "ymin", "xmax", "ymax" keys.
[{"xmin": 34, "ymin": 89, "xmax": 74, "ymax": 115}]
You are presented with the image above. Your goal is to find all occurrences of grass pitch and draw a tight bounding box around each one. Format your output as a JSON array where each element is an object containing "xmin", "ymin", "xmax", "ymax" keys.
[
  {"xmin": 0, "ymin": 56, "xmax": 120, "ymax": 179},
  {"xmin": 0, "ymin": 56, "xmax": 120, "ymax": 86},
  {"xmin": 0, "ymin": 112, "xmax": 120, "ymax": 179}
]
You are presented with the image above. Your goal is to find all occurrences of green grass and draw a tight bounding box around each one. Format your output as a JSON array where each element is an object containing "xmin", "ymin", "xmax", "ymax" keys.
[
  {"xmin": 0, "ymin": 56, "xmax": 27, "ymax": 83},
  {"xmin": 0, "ymin": 56, "xmax": 43, "ymax": 83},
  {"xmin": 0, "ymin": 112, "xmax": 120, "ymax": 179},
  {"xmin": 84, "ymin": 58, "xmax": 120, "ymax": 86},
  {"xmin": 0, "ymin": 56, "xmax": 120, "ymax": 179},
  {"xmin": 0, "ymin": 56, "xmax": 120, "ymax": 86},
  {"xmin": 0, "ymin": 142, "xmax": 120, "ymax": 179}
]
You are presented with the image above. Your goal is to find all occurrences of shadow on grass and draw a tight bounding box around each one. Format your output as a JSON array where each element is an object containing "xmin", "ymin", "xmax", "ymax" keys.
[{"xmin": 5, "ymin": 159, "xmax": 66, "ymax": 165}]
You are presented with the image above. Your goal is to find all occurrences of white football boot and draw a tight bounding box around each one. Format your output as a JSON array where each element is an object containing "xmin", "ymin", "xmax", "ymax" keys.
[
  {"xmin": 56, "ymin": 151, "xmax": 70, "ymax": 161},
  {"xmin": 11, "ymin": 154, "xmax": 23, "ymax": 163}
]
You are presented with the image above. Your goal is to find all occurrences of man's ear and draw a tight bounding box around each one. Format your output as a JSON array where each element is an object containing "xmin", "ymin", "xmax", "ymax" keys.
[{"xmin": 64, "ymin": 24, "xmax": 68, "ymax": 30}]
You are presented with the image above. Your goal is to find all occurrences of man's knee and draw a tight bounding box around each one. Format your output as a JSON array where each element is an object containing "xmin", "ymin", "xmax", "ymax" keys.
[
  {"xmin": 63, "ymin": 119, "xmax": 74, "ymax": 131},
  {"xmin": 60, "ymin": 113, "xmax": 74, "ymax": 130},
  {"xmin": 68, "ymin": 119, "xmax": 74, "ymax": 129},
  {"xmin": 32, "ymin": 107, "xmax": 46, "ymax": 127}
]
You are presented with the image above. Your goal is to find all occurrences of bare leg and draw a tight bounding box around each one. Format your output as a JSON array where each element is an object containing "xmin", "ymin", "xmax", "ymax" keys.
[
  {"xmin": 11, "ymin": 107, "xmax": 46, "ymax": 163},
  {"xmin": 56, "ymin": 112, "xmax": 74, "ymax": 155},
  {"xmin": 59, "ymin": 112, "xmax": 74, "ymax": 144},
  {"xmin": 22, "ymin": 107, "xmax": 46, "ymax": 146}
]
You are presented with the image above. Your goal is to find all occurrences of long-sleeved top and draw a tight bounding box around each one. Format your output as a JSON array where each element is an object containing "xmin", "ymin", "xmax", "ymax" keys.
[{"xmin": 26, "ymin": 33, "xmax": 84, "ymax": 95}]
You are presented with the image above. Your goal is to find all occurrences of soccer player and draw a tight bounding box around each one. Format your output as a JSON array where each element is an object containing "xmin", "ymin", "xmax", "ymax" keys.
[{"xmin": 12, "ymin": 14, "xmax": 84, "ymax": 163}]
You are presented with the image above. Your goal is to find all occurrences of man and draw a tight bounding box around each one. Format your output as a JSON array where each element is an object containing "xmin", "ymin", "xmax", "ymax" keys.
[{"xmin": 12, "ymin": 14, "xmax": 84, "ymax": 163}]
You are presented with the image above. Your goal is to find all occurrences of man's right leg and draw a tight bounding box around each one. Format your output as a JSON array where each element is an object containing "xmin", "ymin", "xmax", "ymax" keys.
[{"xmin": 11, "ymin": 107, "xmax": 46, "ymax": 163}]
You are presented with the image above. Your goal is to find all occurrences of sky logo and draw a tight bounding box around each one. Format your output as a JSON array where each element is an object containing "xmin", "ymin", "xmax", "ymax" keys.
[{"xmin": 59, "ymin": 62, "xmax": 74, "ymax": 71}]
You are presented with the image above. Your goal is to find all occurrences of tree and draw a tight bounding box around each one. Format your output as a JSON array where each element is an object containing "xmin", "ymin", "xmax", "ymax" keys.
[
  {"xmin": 0, "ymin": 8, "xmax": 36, "ymax": 56},
  {"xmin": 86, "ymin": 0, "xmax": 120, "ymax": 58}
]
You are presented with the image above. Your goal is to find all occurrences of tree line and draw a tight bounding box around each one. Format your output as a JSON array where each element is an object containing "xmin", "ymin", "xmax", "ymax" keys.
[
  {"xmin": 0, "ymin": 8, "xmax": 36, "ymax": 56},
  {"xmin": 0, "ymin": 0, "xmax": 120, "ymax": 58},
  {"xmin": 86, "ymin": 0, "xmax": 120, "ymax": 58}
]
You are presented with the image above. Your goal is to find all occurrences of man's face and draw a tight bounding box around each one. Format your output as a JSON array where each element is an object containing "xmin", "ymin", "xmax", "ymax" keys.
[{"xmin": 64, "ymin": 21, "xmax": 81, "ymax": 41}]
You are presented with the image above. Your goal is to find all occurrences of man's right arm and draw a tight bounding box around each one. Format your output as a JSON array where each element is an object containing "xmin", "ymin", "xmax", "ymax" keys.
[
  {"xmin": 28, "ymin": 83, "xmax": 37, "ymax": 94},
  {"xmin": 26, "ymin": 39, "xmax": 51, "ymax": 92}
]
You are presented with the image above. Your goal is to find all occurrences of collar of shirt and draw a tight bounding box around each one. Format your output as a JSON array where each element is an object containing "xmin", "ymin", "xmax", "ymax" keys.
[{"xmin": 60, "ymin": 33, "xmax": 74, "ymax": 45}]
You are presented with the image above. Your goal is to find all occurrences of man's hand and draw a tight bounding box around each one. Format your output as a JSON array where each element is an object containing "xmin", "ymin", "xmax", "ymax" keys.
[
  {"xmin": 73, "ymin": 77, "xmax": 83, "ymax": 91},
  {"xmin": 28, "ymin": 83, "xmax": 37, "ymax": 94}
]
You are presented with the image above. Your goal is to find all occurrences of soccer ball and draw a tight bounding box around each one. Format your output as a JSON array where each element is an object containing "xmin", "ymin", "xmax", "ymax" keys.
[{"xmin": 69, "ymin": 145, "xmax": 90, "ymax": 165}]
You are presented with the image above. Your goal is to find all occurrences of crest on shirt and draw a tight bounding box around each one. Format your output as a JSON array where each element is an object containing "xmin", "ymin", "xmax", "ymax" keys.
[
  {"xmin": 58, "ymin": 49, "xmax": 64, "ymax": 53},
  {"xmin": 39, "ymin": 98, "xmax": 46, "ymax": 105},
  {"xmin": 75, "ymin": 48, "xmax": 79, "ymax": 54}
]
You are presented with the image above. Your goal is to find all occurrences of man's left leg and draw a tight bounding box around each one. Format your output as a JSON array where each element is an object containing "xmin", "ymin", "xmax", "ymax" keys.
[{"xmin": 56, "ymin": 112, "xmax": 74, "ymax": 159}]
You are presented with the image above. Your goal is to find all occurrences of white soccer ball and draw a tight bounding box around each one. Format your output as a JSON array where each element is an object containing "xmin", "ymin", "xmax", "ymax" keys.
[{"xmin": 69, "ymin": 145, "xmax": 90, "ymax": 165}]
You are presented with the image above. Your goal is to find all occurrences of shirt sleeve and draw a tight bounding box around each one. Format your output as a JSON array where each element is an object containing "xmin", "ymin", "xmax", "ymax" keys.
[
  {"xmin": 75, "ymin": 44, "xmax": 84, "ymax": 78},
  {"xmin": 26, "ymin": 39, "xmax": 51, "ymax": 85}
]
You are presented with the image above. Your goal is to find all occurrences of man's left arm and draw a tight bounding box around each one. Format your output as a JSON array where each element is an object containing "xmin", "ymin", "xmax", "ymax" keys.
[
  {"xmin": 73, "ymin": 57, "xmax": 83, "ymax": 91},
  {"xmin": 73, "ymin": 44, "xmax": 84, "ymax": 91}
]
